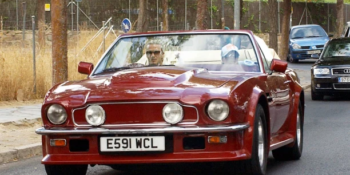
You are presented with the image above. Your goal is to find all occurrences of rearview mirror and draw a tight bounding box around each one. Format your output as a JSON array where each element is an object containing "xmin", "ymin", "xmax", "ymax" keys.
[
  {"xmin": 270, "ymin": 59, "xmax": 287, "ymax": 73},
  {"xmin": 78, "ymin": 62, "xmax": 94, "ymax": 75}
]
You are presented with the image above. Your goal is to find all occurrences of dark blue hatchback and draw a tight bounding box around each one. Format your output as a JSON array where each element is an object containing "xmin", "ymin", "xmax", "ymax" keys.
[{"xmin": 288, "ymin": 24, "xmax": 332, "ymax": 63}]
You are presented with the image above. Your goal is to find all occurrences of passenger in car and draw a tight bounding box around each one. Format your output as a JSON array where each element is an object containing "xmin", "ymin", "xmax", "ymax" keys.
[
  {"xmin": 146, "ymin": 43, "xmax": 164, "ymax": 65},
  {"xmin": 221, "ymin": 44, "xmax": 240, "ymax": 64}
]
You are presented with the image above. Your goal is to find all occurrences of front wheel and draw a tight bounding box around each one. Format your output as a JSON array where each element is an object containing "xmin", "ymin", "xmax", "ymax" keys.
[
  {"xmin": 45, "ymin": 164, "xmax": 88, "ymax": 175},
  {"xmin": 230, "ymin": 104, "xmax": 268, "ymax": 175},
  {"xmin": 272, "ymin": 100, "xmax": 304, "ymax": 160},
  {"xmin": 288, "ymin": 52, "xmax": 299, "ymax": 63}
]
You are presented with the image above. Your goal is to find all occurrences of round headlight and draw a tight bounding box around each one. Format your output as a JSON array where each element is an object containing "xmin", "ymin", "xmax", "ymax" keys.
[
  {"xmin": 47, "ymin": 104, "xmax": 67, "ymax": 125},
  {"xmin": 207, "ymin": 100, "xmax": 229, "ymax": 121},
  {"xmin": 85, "ymin": 105, "xmax": 105, "ymax": 126},
  {"xmin": 162, "ymin": 103, "xmax": 183, "ymax": 124}
]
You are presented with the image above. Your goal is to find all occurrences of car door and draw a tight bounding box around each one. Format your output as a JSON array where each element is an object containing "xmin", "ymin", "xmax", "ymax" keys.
[{"xmin": 258, "ymin": 45, "xmax": 292, "ymax": 135}]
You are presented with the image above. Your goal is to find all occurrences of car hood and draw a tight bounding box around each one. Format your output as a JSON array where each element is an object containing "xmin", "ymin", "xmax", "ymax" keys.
[
  {"xmin": 46, "ymin": 66, "xmax": 257, "ymax": 106},
  {"xmin": 290, "ymin": 37, "xmax": 329, "ymax": 46}
]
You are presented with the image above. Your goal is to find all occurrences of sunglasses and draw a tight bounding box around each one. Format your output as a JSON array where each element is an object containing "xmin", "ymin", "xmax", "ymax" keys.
[{"xmin": 146, "ymin": 51, "xmax": 161, "ymax": 55}]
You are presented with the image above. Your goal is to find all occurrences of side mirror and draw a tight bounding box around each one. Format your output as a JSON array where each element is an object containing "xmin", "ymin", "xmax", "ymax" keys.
[
  {"xmin": 328, "ymin": 34, "xmax": 334, "ymax": 37},
  {"xmin": 270, "ymin": 59, "xmax": 287, "ymax": 73},
  {"xmin": 78, "ymin": 62, "xmax": 94, "ymax": 75}
]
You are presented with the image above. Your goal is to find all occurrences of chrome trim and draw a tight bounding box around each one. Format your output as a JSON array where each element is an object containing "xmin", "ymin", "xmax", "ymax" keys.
[
  {"xmin": 333, "ymin": 83, "xmax": 350, "ymax": 90},
  {"xmin": 270, "ymin": 138, "xmax": 294, "ymax": 150},
  {"xmin": 72, "ymin": 101, "xmax": 199, "ymax": 127},
  {"xmin": 313, "ymin": 76, "xmax": 331, "ymax": 78},
  {"xmin": 331, "ymin": 67, "xmax": 350, "ymax": 76},
  {"xmin": 36, "ymin": 123, "xmax": 250, "ymax": 135},
  {"xmin": 315, "ymin": 87, "xmax": 332, "ymax": 90}
]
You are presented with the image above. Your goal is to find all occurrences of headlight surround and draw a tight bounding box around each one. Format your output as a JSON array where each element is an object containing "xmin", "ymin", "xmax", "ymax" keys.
[
  {"xmin": 292, "ymin": 43, "xmax": 301, "ymax": 49},
  {"xmin": 313, "ymin": 68, "xmax": 330, "ymax": 75},
  {"xmin": 162, "ymin": 103, "xmax": 183, "ymax": 124},
  {"xmin": 207, "ymin": 100, "xmax": 229, "ymax": 121},
  {"xmin": 47, "ymin": 104, "xmax": 67, "ymax": 125},
  {"xmin": 85, "ymin": 105, "xmax": 106, "ymax": 126}
]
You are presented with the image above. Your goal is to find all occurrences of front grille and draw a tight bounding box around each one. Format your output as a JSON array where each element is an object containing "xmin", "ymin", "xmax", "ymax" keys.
[
  {"xmin": 316, "ymin": 45, "xmax": 324, "ymax": 48},
  {"xmin": 332, "ymin": 68, "xmax": 350, "ymax": 74},
  {"xmin": 73, "ymin": 102, "xmax": 198, "ymax": 126},
  {"xmin": 301, "ymin": 46, "xmax": 309, "ymax": 49},
  {"xmin": 334, "ymin": 83, "xmax": 350, "ymax": 89}
]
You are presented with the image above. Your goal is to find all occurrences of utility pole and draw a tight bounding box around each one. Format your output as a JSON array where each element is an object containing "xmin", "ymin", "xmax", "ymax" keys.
[
  {"xmin": 22, "ymin": 2, "xmax": 27, "ymax": 41},
  {"xmin": 234, "ymin": 0, "xmax": 240, "ymax": 29},
  {"xmin": 52, "ymin": 0, "xmax": 68, "ymax": 86},
  {"xmin": 185, "ymin": 0, "xmax": 187, "ymax": 30},
  {"xmin": 16, "ymin": 0, "xmax": 19, "ymax": 30}
]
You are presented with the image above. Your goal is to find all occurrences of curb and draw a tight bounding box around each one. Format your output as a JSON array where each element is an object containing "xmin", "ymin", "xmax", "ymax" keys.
[
  {"xmin": 302, "ymin": 84, "xmax": 311, "ymax": 90},
  {"xmin": 0, "ymin": 143, "xmax": 42, "ymax": 164}
]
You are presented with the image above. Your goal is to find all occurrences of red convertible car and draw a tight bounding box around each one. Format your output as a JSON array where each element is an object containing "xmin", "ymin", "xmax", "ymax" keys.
[{"xmin": 36, "ymin": 30, "xmax": 304, "ymax": 175}]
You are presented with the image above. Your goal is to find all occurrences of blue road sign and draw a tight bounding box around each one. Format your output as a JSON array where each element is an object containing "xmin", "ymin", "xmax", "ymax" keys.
[{"xmin": 121, "ymin": 18, "xmax": 131, "ymax": 33}]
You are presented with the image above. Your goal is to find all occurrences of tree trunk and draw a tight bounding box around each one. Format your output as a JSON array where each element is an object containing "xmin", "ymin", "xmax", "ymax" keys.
[
  {"xmin": 162, "ymin": 0, "xmax": 169, "ymax": 31},
  {"xmin": 336, "ymin": 0, "xmax": 344, "ymax": 37},
  {"xmin": 196, "ymin": 0, "xmax": 207, "ymax": 30},
  {"xmin": 37, "ymin": 0, "xmax": 45, "ymax": 48},
  {"xmin": 279, "ymin": 0, "xmax": 291, "ymax": 61},
  {"xmin": 221, "ymin": 0, "xmax": 225, "ymax": 29},
  {"xmin": 51, "ymin": 0, "xmax": 68, "ymax": 86},
  {"xmin": 136, "ymin": 0, "xmax": 147, "ymax": 32},
  {"xmin": 268, "ymin": 0, "xmax": 278, "ymax": 54}
]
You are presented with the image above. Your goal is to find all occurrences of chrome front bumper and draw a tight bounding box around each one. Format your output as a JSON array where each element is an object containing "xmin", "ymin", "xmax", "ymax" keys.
[{"xmin": 36, "ymin": 124, "xmax": 249, "ymax": 135}]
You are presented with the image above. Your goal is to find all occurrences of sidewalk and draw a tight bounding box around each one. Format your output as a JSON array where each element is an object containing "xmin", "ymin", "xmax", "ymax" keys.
[{"xmin": 0, "ymin": 69, "xmax": 311, "ymax": 164}]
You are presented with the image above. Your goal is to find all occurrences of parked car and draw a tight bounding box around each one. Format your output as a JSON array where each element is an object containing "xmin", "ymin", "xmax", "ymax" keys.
[
  {"xmin": 311, "ymin": 37, "xmax": 350, "ymax": 100},
  {"xmin": 36, "ymin": 30, "xmax": 305, "ymax": 175},
  {"xmin": 288, "ymin": 24, "xmax": 332, "ymax": 63}
]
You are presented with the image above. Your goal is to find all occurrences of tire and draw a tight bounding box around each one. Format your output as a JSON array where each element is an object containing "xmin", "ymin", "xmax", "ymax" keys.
[
  {"xmin": 288, "ymin": 53, "xmax": 299, "ymax": 63},
  {"xmin": 230, "ymin": 104, "xmax": 268, "ymax": 175},
  {"xmin": 45, "ymin": 164, "xmax": 88, "ymax": 175},
  {"xmin": 311, "ymin": 89, "xmax": 323, "ymax": 100},
  {"xmin": 272, "ymin": 100, "xmax": 304, "ymax": 160}
]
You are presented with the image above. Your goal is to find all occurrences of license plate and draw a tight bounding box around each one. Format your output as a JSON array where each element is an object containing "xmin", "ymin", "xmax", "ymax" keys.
[
  {"xmin": 307, "ymin": 50, "xmax": 321, "ymax": 54},
  {"xmin": 338, "ymin": 77, "xmax": 350, "ymax": 82},
  {"xmin": 100, "ymin": 136, "xmax": 165, "ymax": 152}
]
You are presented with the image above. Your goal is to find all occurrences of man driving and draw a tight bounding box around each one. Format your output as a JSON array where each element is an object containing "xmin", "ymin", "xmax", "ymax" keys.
[
  {"xmin": 221, "ymin": 43, "xmax": 240, "ymax": 64},
  {"xmin": 146, "ymin": 43, "xmax": 164, "ymax": 65}
]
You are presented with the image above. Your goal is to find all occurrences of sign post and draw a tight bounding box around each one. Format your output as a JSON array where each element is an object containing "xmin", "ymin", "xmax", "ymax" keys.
[{"xmin": 121, "ymin": 18, "xmax": 131, "ymax": 33}]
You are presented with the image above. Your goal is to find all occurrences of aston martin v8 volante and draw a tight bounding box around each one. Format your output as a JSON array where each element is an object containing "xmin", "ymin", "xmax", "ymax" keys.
[{"xmin": 36, "ymin": 30, "xmax": 305, "ymax": 175}]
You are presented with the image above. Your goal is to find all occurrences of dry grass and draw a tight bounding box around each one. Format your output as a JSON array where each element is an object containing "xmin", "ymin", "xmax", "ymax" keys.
[{"xmin": 0, "ymin": 30, "xmax": 118, "ymax": 101}]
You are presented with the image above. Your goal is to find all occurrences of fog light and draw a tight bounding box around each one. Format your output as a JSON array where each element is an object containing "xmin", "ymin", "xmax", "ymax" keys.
[
  {"xmin": 208, "ymin": 136, "xmax": 227, "ymax": 143},
  {"xmin": 50, "ymin": 139, "xmax": 66, "ymax": 146},
  {"xmin": 317, "ymin": 84, "xmax": 320, "ymax": 88}
]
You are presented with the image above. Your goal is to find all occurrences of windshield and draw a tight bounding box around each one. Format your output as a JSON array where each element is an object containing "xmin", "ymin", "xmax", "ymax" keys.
[
  {"xmin": 321, "ymin": 40, "xmax": 350, "ymax": 61},
  {"xmin": 290, "ymin": 26, "xmax": 327, "ymax": 39},
  {"xmin": 93, "ymin": 34, "xmax": 261, "ymax": 75}
]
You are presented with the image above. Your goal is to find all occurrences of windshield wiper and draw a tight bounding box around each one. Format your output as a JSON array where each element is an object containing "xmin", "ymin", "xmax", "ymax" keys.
[{"xmin": 292, "ymin": 37, "xmax": 304, "ymax": 39}]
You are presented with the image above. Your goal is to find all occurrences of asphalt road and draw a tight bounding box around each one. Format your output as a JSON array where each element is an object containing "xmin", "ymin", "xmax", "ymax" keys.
[
  {"xmin": 287, "ymin": 59, "xmax": 316, "ymax": 70},
  {"xmin": 2, "ymin": 89, "xmax": 350, "ymax": 174}
]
